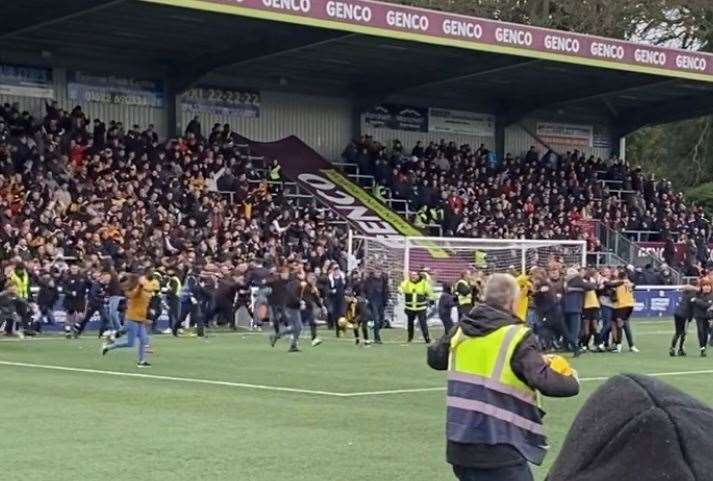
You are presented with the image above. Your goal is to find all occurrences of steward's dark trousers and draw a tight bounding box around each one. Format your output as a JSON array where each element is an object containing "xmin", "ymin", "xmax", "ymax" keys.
[
  {"xmin": 405, "ymin": 309, "xmax": 430, "ymax": 343},
  {"xmin": 452, "ymin": 463, "xmax": 533, "ymax": 481}
]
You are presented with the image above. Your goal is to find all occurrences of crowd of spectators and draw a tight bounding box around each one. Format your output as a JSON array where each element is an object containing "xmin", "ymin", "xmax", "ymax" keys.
[
  {"xmin": 343, "ymin": 136, "xmax": 712, "ymax": 274},
  {"xmin": 0, "ymin": 101, "xmax": 349, "ymax": 276}
]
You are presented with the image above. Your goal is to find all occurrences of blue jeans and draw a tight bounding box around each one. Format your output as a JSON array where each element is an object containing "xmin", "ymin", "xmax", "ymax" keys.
[
  {"xmin": 600, "ymin": 306, "xmax": 615, "ymax": 347},
  {"xmin": 279, "ymin": 307, "xmax": 303, "ymax": 348},
  {"xmin": 107, "ymin": 296, "xmax": 124, "ymax": 331},
  {"xmin": 453, "ymin": 464, "xmax": 533, "ymax": 481},
  {"xmin": 107, "ymin": 320, "xmax": 149, "ymax": 362}
]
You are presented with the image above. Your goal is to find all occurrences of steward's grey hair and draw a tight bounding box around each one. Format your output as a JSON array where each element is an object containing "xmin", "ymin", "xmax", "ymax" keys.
[{"xmin": 484, "ymin": 273, "xmax": 519, "ymax": 312}]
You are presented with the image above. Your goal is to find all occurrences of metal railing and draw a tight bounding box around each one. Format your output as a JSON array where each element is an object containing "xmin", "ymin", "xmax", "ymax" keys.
[
  {"xmin": 595, "ymin": 220, "xmax": 682, "ymax": 283},
  {"xmin": 621, "ymin": 230, "xmax": 659, "ymax": 242}
]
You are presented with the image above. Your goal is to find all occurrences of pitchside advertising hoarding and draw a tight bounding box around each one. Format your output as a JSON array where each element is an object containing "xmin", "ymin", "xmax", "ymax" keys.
[
  {"xmin": 181, "ymin": 87, "xmax": 260, "ymax": 117},
  {"xmin": 157, "ymin": 0, "xmax": 713, "ymax": 80},
  {"xmin": 66, "ymin": 71, "xmax": 163, "ymax": 108},
  {"xmin": 0, "ymin": 64, "xmax": 54, "ymax": 98}
]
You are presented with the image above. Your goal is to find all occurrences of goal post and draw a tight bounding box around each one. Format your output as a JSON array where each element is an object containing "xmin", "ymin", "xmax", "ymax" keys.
[{"xmin": 348, "ymin": 233, "xmax": 587, "ymax": 328}]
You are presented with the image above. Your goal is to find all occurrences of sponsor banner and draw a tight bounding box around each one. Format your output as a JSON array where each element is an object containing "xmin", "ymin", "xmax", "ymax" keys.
[
  {"xmin": 171, "ymin": 0, "xmax": 713, "ymax": 79},
  {"xmin": 592, "ymin": 125, "xmax": 612, "ymax": 150},
  {"xmin": 638, "ymin": 241, "xmax": 713, "ymax": 266},
  {"xmin": 238, "ymin": 134, "xmax": 447, "ymax": 257},
  {"xmin": 181, "ymin": 87, "xmax": 260, "ymax": 117},
  {"xmin": 363, "ymin": 103, "xmax": 428, "ymax": 132},
  {"xmin": 428, "ymin": 108, "xmax": 495, "ymax": 137},
  {"xmin": 633, "ymin": 287, "xmax": 680, "ymax": 318},
  {"xmin": 0, "ymin": 64, "xmax": 54, "ymax": 98},
  {"xmin": 67, "ymin": 71, "xmax": 163, "ymax": 108},
  {"xmin": 536, "ymin": 121, "xmax": 593, "ymax": 147}
]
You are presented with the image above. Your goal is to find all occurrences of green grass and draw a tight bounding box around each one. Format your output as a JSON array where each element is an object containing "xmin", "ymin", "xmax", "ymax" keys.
[{"xmin": 1, "ymin": 320, "xmax": 712, "ymax": 481}]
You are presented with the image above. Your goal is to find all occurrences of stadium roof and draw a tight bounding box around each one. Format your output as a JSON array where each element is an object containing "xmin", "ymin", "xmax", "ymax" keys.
[{"xmin": 4, "ymin": 0, "xmax": 713, "ymax": 135}]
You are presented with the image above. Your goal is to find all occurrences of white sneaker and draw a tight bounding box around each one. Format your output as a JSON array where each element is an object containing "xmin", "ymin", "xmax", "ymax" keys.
[
  {"xmin": 364, "ymin": 340, "xmax": 374, "ymax": 346},
  {"xmin": 162, "ymin": 328, "xmax": 172, "ymax": 335},
  {"xmin": 597, "ymin": 343, "xmax": 605, "ymax": 352},
  {"xmin": 16, "ymin": 330, "xmax": 24, "ymax": 340},
  {"xmin": 630, "ymin": 346, "xmax": 640, "ymax": 353},
  {"xmin": 103, "ymin": 330, "xmax": 115, "ymax": 339},
  {"xmin": 615, "ymin": 344, "xmax": 623, "ymax": 353},
  {"xmin": 311, "ymin": 337, "xmax": 323, "ymax": 347}
]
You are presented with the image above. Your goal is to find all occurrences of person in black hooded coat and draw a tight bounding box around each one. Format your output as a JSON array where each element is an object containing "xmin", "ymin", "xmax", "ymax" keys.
[{"xmin": 547, "ymin": 373, "xmax": 713, "ymax": 481}]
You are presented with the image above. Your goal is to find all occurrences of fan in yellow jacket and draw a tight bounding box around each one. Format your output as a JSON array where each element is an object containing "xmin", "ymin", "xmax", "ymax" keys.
[{"xmin": 102, "ymin": 272, "xmax": 156, "ymax": 367}]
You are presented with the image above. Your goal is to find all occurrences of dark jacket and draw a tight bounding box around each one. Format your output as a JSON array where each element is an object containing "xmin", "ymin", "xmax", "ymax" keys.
[
  {"xmin": 690, "ymin": 291, "xmax": 713, "ymax": 321},
  {"xmin": 438, "ymin": 292, "xmax": 456, "ymax": 319},
  {"xmin": 548, "ymin": 374, "xmax": 713, "ymax": 481},
  {"xmin": 427, "ymin": 304, "xmax": 579, "ymax": 468},
  {"xmin": 563, "ymin": 275, "xmax": 596, "ymax": 314},
  {"xmin": 36, "ymin": 277, "xmax": 58, "ymax": 307},
  {"xmin": 674, "ymin": 288, "xmax": 696, "ymax": 319}
]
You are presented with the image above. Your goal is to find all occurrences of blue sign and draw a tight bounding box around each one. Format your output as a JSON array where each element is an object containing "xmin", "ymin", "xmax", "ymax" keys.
[
  {"xmin": 633, "ymin": 288, "xmax": 680, "ymax": 318},
  {"xmin": 363, "ymin": 103, "xmax": 429, "ymax": 132},
  {"xmin": 67, "ymin": 71, "xmax": 163, "ymax": 108},
  {"xmin": 0, "ymin": 64, "xmax": 54, "ymax": 98}
]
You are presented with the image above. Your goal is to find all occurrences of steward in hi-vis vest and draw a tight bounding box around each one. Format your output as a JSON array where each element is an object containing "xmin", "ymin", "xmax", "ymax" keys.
[
  {"xmin": 427, "ymin": 273, "xmax": 579, "ymax": 481},
  {"xmin": 399, "ymin": 270, "xmax": 435, "ymax": 344}
]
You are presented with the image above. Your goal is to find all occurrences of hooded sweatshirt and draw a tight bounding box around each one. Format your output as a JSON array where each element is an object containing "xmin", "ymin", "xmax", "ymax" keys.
[
  {"xmin": 547, "ymin": 374, "xmax": 713, "ymax": 481},
  {"xmin": 427, "ymin": 304, "xmax": 579, "ymax": 468}
]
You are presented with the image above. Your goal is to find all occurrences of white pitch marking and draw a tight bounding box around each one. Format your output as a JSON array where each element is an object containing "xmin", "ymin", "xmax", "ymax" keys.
[
  {"xmin": 0, "ymin": 360, "xmax": 347, "ymax": 397},
  {"xmin": 341, "ymin": 369, "xmax": 713, "ymax": 397}
]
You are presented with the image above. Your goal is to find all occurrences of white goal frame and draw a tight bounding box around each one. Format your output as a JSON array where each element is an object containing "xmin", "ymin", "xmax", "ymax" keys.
[
  {"xmin": 348, "ymin": 232, "xmax": 587, "ymax": 278},
  {"xmin": 347, "ymin": 232, "xmax": 587, "ymax": 329}
]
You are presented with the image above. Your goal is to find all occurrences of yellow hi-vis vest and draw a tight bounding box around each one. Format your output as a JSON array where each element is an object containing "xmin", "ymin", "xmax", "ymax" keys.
[
  {"xmin": 447, "ymin": 323, "xmax": 547, "ymax": 465},
  {"xmin": 399, "ymin": 278, "xmax": 433, "ymax": 311},
  {"xmin": 11, "ymin": 271, "xmax": 30, "ymax": 299},
  {"xmin": 269, "ymin": 164, "xmax": 281, "ymax": 181},
  {"xmin": 455, "ymin": 279, "xmax": 472, "ymax": 307}
]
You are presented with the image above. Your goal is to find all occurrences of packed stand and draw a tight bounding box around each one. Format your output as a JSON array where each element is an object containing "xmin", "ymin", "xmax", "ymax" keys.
[
  {"xmin": 342, "ymin": 136, "xmax": 711, "ymax": 273},
  {"xmin": 0, "ymin": 101, "xmax": 351, "ymax": 271}
]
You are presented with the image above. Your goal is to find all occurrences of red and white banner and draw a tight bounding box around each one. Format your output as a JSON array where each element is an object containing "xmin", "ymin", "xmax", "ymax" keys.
[{"xmin": 159, "ymin": 0, "xmax": 713, "ymax": 80}]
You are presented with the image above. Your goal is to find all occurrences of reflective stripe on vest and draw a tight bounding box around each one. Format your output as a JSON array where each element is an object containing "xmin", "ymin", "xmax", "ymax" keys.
[
  {"xmin": 401, "ymin": 279, "xmax": 430, "ymax": 311},
  {"xmin": 170, "ymin": 276, "xmax": 182, "ymax": 296},
  {"xmin": 447, "ymin": 323, "xmax": 547, "ymax": 465},
  {"xmin": 455, "ymin": 279, "xmax": 472, "ymax": 306},
  {"xmin": 11, "ymin": 271, "xmax": 29, "ymax": 299}
]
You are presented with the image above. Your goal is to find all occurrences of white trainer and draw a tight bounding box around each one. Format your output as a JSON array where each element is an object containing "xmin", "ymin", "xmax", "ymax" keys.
[{"xmin": 311, "ymin": 337, "xmax": 323, "ymax": 347}]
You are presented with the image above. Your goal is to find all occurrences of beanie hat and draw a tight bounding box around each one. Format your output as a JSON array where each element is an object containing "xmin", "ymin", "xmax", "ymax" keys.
[{"xmin": 547, "ymin": 374, "xmax": 713, "ymax": 481}]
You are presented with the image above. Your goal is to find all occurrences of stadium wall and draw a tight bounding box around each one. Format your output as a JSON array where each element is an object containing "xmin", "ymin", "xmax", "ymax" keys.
[
  {"xmin": 1, "ymin": 67, "xmax": 166, "ymax": 137},
  {"xmin": 179, "ymin": 91, "xmax": 352, "ymax": 160},
  {"xmin": 360, "ymin": 122, "xmax": 496, "ymax": 155}
]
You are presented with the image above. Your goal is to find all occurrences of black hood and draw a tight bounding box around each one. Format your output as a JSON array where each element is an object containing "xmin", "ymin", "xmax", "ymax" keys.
[
  {"xmin": 459, "ymin": 303, "xmax": 521, "ymax": 337},
  {"xmin": 547, "ymin": 374, "xmax": 713, "ymax": 481}
]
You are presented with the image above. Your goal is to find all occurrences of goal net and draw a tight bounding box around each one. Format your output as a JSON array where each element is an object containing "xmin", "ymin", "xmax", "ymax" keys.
[{"xmin": 348, "ymin": 233, "xmax": 587, "ymax": 328}]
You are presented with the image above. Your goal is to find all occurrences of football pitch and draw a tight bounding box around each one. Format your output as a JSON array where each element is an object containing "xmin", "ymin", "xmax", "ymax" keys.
[{"xmin": 2, "ymin": 320, "xmax": 712, "ymax": 481}]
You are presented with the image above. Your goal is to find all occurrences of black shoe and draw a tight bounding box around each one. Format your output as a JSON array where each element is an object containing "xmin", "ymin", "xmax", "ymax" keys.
[
  {"xmin": 678, "ymin": 349, "xmax": 687, "ymax": 357},
  {"xmin": 64, "ymin": 329, "xmax": 72, "ymax": 339},
  {"xmin": 701, "ymin": 349, "xmax": 707, "ymax": 358},
  {"xmin": 137, "ymin": 361, "xmax": 151, "ymax": 368},
  {"xmin": 288, "ymin": 346, "xmax": 301, "ymax": 353},
  {"xmin": 374, "ymin": 339, "xmax": 383, "ymax": 345},
  {"xmin": 669, "ymin": 348, "xmax": 676, "ymax": 357},
  {"xmin": 102, "ymin": 345, "xmax": 110, "ymax": 356},
  {"xmin": 269, "ymin": 334, "xmax": 277, "ymax": 347},
  {"xmin": 425, "ymin": 339, "xmax": 431, "ymax": 345}
]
